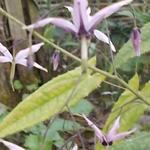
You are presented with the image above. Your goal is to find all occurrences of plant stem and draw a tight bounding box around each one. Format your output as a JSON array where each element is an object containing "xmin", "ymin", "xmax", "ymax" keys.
[
  {"xmin": 10, "ymin": 61, "xmax": 16, "ymax": 91},
  {"xmin": 0, "ymin": 8, "xmax": 150, "ymax": 106},
  {"xmin": 81, "ymin": 35, "xmax": 88, "ymax": 73}
]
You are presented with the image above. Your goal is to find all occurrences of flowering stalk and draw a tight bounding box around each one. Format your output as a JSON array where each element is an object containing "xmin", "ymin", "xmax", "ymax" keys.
[{"xmin": 81, "ymin": 36, "xmax": 88, "ymax": 73}]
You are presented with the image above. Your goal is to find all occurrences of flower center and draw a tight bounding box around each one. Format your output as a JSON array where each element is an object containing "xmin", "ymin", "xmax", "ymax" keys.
[{"xmin": 102, "ymin": 139, "xmax": 113, "ymax": 146}]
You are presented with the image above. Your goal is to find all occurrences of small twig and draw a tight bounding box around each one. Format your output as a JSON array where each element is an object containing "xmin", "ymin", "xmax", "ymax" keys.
[{"xmin": 103, "ymin": 80, "xmax": 126, "ymax": 90}]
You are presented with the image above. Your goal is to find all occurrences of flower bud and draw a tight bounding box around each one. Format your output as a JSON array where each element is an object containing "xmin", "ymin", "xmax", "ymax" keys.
[{"xmin": 51, "ymin": 51, "xmax": 60, "ymax": 71}]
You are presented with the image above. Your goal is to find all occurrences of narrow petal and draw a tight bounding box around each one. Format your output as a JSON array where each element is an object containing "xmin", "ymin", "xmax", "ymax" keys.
[
  {"xmin": 78, "ymin": 0, "xmax": 89, "ymax": 31},
  {"xmin": 107, "ymin": 117, "xmax": 120, "ymax": 140},
  {"xmin": 16, "ymin": 59, "xmax": 27, "ymax": 66},
  {"xmin": 16, "ymin": 59, "xmax": 47, "ymax": 72},
  {"xmin": 110, "ymin": 128, "xmax": 136, "ymax": 142},
  {"xmin": 23, "ymin": 18, "xmax": 77, "ymax": 33},
  {"xmin": 73, "ymin": 0, "xmax": 89, "ymax": 32},
  {"xmin": 82, "ymin": 114, "xmax": 106, "ymax": 143},
  {"xmin": 131, "ymin": 27, "xmax": 141, "ymax": 56},
  {"xmin": 94, "ymin": 30, "xmax": 116, "ymax": 52},
  {"xmin": 73, "ymin": 0, "xmax": 82, "ymax": 31},
  {"xmin": 0, "ymin": 56, "xmax": 12, "ymax": 63},
  {"xmin": 0, "ymin": 43, "xmax": 13, "ymax": 60},
  {"xmin": 15, "ymin": 43, "xmax": 44, "ymax": 61},
  {"xmin": 88, "ymin": 0, "xmax": 133, "ymax": 31},
  {"xmin": 0, "ymin": 139, "xmax": 25, "ymax": 150},
  {"xmin": 33, "ymin": 62, "xmax": 48, "ymax": 72}
]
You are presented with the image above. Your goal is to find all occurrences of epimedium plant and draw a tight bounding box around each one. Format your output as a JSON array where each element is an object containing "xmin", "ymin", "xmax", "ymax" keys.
[{"xmin": 0, "ymin": 0, "xmax": 150, "ymax": 149}]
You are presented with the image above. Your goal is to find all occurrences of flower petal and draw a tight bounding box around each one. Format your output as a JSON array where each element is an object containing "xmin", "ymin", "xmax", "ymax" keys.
[
  {"xmin": 107, "ymin": 116, "xmax": 120, "ymax": 140},
  {"xmin": 94, "ymin": 30, "xmax": 116, "ymax": 52},
  {"xmin": 73, "ymin": 0, "xmax": 89, "ymax": 32},
  {"xmin": 33, "ymin": 62, "xmax": 48, "ymax": 72},
  {"xmin": 23, "ymin": 18, "xmax": 77, "ymax": 33},
  {"xmin": 0, "ymin": 43, "xmax": 13, "ymax": 60},
  {"xmin": 88, "ymin": 0, "xmax": 133, "ymax": 31},
  {"xmin": 110, "ymin": 128, "xmax": 136, "ymax": 142},
  {"xmin": 15, "ymin": 43, "xmax": 44, "ymax": 61},
  {"xmin": 16, "ymin": 59, "xmax": 27, "ymax": 66},
  {"xmin": 16, "ymin": 59, "xmax": 47, "ymax": 72},
  {"xmin": 82, "ymin": 114, "xmax": 106, "ymax": 143},
  {"xmin": 0, "ymin": 56, "xmax": 12, "ymax": 63},
  {"xmin": 0, "ymin": 139, "xmax": 25, "ymax": 150}
]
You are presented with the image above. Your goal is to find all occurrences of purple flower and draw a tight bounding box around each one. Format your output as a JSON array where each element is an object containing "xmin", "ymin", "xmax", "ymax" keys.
[
  {"xmin": 131, "ymin": 27, "xmax": 141, "ymax": 56},
  {"xmin": 51, "ymin": 51, "xmax": 60, "ymax": 71},
  {"xmin": 24, "ymin": 0, "xmax": 133, "ymax": 52},
  {"xmin": 83, "ymin": 114, "xmax": 136, "ymax": 146},
  {"xmin": 0, "ymin": 42, "xmax": 47, "ymax": 72}
]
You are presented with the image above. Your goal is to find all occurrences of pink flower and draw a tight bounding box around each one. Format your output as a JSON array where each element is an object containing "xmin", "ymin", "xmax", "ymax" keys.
[
  {"xmin": 24, "ymin": 0, "xmax": 133, "ymax": 52},
  {"xmin": 0, "ymin": 42, "xmax": 47, "ymax": 72},
  {"xmin": 83, "ymin": 114, "xmax": 136, "ymax": 146},
  {"xmin": 131, "ymin": 27, "xmax": 141, "ymax": 56}
]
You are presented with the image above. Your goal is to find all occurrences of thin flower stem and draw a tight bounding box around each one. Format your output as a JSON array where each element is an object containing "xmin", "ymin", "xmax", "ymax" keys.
[
  {"xmin": 10, "ymin": 61, "xmax": 16, "ymax": 91},
  {"xmin": 1, "ymin": 8, "xmax": 150, "ymax": 106},
  {"xmin": 81, "ymin": 36, "xmax": 88, "ymax": 73}
]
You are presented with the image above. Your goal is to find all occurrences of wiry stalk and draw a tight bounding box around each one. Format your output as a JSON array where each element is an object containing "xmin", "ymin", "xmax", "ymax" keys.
[
  {"xmin": 10, "ymin": 61, "xmax": 16, "ymax": 91},
  {"xmin": 0, "ymin": 8, "xmax": 150, "ymax": 106}
]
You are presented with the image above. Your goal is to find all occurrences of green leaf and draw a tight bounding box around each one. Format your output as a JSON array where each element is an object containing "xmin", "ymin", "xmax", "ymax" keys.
[
  {"xmin": 114, "ymin": 22, "xmax": 150, "ymax": 69},
  {"xmin": 13, "ymin": 80, "xmax": 23, "ymax": 90},
  {"xmin": 110, "ymin": 132, "xmax": 150, "ymax": 150},
  {"xmin": 104, "ymin": 74, "xmax": 144, "ymax": 132},
  {"xmin": 70, "ymin": 99, "xmax": 94, "ymax": 115},
  {"xmin": 48, "ymin": 118, "xmax": 81, "ymax": 132},
  {"xmin": 24, "ymin": 134, "xmax": 53, "ymax": 150},
  {"xmin": 0, "ymin": 58, "xmax": 105, "ymax": 138}
]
